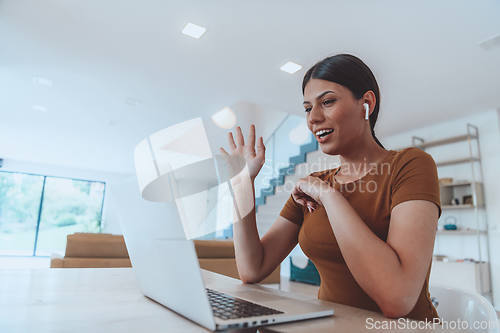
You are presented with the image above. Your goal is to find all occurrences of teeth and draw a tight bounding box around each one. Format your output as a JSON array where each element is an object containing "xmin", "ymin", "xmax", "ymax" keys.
[{"xmin": 315, "ymin": 129, "xmax": 333, "ymax": 136}]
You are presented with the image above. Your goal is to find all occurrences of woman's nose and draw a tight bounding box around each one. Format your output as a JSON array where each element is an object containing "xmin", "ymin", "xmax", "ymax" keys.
[{"xmin": 308, "ymin": 104, "xmax": 325, "ymax": 124}]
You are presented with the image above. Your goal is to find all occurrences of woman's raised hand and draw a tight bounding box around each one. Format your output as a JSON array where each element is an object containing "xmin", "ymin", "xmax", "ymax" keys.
[{"xmin": 220, "ymin": 124, "xmax": 266, "ymax": 181}]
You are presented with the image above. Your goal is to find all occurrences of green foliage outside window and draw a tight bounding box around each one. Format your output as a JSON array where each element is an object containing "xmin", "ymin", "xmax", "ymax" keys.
[{"xmin": 0, "ymin": 171, "xmax": 105, "ymax": 256}]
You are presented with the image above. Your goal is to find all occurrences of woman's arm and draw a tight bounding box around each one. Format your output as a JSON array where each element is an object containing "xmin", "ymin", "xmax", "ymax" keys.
[
  {"xmin": 221, "ymin": 125, "xmax": 300, "ymax": 283},
  {"xmin": 229, "ymin": 147, "xmax": 300, "ymax": 283},
  {"xmin": 320, "ymin": 190, "xmax": 438, "ymax": 318},
  {"xmin": 230, "ymin": 174, "xmax": 300, "ymax": 284},
  {"xmin": 233, "ymin": 204, "xmax": 300, "ymax": 283}
]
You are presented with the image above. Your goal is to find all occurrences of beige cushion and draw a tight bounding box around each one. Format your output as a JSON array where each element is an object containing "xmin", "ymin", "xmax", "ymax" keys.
[
  {"xmin": 65, "ymin": 233, "xmax": 129, "ymax": 258},
  {"xmin": 52, "ymin": 233, "xmax": 279, "ymax": 283},
  {"xmin": 193, "ymin": 239, "xmax": 235, "ymax": 258}
]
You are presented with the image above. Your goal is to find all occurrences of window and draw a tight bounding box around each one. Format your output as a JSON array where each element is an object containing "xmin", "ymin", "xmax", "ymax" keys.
[
  {"xmin": 0, "ymin": 173, "xmax": 44, "ymax": 255},
  {"xmin": 0, "ymin": 171, "xmax": 105, "ymax": 256}
]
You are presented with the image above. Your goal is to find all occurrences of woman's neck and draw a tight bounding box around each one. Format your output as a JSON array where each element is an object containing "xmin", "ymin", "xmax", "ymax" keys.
[{"xmin": 337, "ymin": 136, "xmax": 389, "ymax": 180}]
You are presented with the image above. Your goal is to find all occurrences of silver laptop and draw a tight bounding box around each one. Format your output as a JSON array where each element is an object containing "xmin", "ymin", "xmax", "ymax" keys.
[{"xmin": 113, "ymin": 178, "xmax": 334, "ymax": 331}]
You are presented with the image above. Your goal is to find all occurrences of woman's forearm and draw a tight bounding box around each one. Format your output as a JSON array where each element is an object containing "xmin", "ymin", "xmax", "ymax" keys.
[
  {"xmin": 320, "ymin": 190, "xmax": 410, "ymax": 313},
  {"xmin": 230, "ymin": 173, "xmax": 264, "ymax": 283}
]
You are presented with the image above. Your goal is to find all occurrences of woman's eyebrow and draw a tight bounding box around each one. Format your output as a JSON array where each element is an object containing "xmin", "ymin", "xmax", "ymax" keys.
[{"xmin": 303, "ymin": 90, "xmax": 336, "ymax": 104}]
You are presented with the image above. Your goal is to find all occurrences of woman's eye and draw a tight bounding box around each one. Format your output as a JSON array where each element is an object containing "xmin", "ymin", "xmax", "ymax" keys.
[
  {"xmin": 323, "ymin": 99, "xmax": 336, "ymax": 106},
  {"xmin": 304, "ymin": 107, "xmax": 312, "ymax": 113}
]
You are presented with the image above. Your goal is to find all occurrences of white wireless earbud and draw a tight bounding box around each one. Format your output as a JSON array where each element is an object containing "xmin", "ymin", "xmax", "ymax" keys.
[{"xmin": 363, "ymin": 103, "xmax": 369, "ymax": 120}]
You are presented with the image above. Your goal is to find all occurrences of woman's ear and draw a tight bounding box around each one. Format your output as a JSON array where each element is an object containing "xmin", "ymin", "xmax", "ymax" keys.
[{"xmin": 361, "ymin": 90, "xmax": 376, "ymax": 117}]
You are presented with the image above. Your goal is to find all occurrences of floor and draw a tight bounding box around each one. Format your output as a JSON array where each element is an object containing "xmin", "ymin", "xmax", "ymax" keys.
[{"xmin": 0, "ymin": 256, "xmax": 50, "ymax": 269}]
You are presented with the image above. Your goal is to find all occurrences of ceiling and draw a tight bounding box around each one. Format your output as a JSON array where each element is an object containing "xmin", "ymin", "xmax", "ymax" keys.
[{"xmin": 1, "ymin": 0, "xmax": 499, "ymax": 174}]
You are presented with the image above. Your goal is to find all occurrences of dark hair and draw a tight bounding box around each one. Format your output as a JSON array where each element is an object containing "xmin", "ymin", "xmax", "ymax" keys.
[{"xmin": 302, "ymin": 54, "xmax": 384, "ymax": 149}]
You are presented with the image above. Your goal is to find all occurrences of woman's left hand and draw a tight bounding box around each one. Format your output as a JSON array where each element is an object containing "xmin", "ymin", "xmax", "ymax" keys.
[{"xmin": 292, "ymin": 176, "xmax": 335, "ymax": 212}]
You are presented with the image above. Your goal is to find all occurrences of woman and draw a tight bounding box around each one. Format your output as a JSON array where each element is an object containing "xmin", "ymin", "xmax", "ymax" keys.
[{"xmin": 220, "ymin": 54, "xmax": 441, "ymax": 321}]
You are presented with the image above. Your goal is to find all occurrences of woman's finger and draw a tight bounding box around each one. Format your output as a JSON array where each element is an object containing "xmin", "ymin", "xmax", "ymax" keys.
[
  {"xmin": 293, "ymin": 181, "xmax": 308, "ymax": 195},
  {"xmin": 256, "ymin": 136, "xmax": 265, "ymax": 160},
  {"xmin": 293, "ymin": 196, "xmax": 306, "ymax": 207},
  {"xmin": 248, "ymin": 124, "xmax": 256, "ymax": 151},
  {"xmin": 228, "ymin": 132, "xmax": 237, "ymax": 150},
  {"xmin": 292, "ymin": 188, "xmax": 315, "ymax": 205},
  {"xmin": 291, "ymin": 185, "xmax": 302, "ymax": 200},
  {"xmin": 291, "ymin": 188, "xmax": 304, "ymax": 205},
  {"xmin": 293, "ymin": 191, "xmax": 319, "ymax": 212},
  {"xmin": 219, "ymin": 147, "xmax": 229, "ymax": 156},
  {"xmin": 236, "ymin": 126, "xmax": 245, "ymax": 146},
  {"xmin": 307, "ymin": 201, "xmax": 318, "ymax": 211}
]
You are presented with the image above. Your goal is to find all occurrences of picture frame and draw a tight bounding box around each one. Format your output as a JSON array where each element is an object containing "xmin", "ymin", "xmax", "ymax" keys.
[{"xmin": 462, "ymin": 195, "xmax": 473, "ymax": 205}]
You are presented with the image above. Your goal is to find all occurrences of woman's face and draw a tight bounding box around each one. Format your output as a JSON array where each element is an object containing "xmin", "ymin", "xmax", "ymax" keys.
[{"xmin": 303, "ymin": 78, "xmax": 366, "ymax": 155}]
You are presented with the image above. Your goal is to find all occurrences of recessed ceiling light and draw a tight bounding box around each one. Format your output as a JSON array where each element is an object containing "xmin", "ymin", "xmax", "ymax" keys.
[
  {"xmin": 32, "ymin": 105, "xmax": 47, "ymax": 112},
  {"xmin": 182, "ymin": 23, "xmax": 206, "ymax": 39},
  {"xmin": 125, "ymin": 97, "xmax": 142, "ymax": 107},
  {"xmin": 211, "ymin": 107, "xmax": 236, "ymax": 129},
  {"xmin": 32, "ymin": 76, "xmax": 53, "ymax": 87},
  {"xmin": 280, "ymin": 61, "xmax": 302, "ymax": 74}
]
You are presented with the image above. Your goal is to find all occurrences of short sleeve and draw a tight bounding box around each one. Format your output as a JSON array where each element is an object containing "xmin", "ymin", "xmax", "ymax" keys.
[
  {"xmin": 279, "ymin": 194, "xmax": 305, "ymax": 226},
  {"xmin": 390, "ymin": 148, "xmax": 442, "ymax": 218}
]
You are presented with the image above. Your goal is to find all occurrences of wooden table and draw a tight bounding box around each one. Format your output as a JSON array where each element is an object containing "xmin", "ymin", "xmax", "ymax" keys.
[{"xmin": 0, "ymin": 268, "xmax": 451, "ymax": 332}]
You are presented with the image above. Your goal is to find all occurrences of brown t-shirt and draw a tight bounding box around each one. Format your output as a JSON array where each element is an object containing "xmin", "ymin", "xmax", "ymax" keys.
[{"xmin": 280, "ymin": 147, "xmax": 442, "ymax": 321}]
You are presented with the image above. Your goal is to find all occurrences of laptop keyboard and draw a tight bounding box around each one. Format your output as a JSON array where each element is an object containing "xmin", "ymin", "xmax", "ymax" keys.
[{"xmin": 206, "ymin": 288, "xmax": 283, "ymax": 320}]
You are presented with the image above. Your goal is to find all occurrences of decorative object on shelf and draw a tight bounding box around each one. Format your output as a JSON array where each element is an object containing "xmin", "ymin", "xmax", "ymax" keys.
[
  {"xmin": 438, "ymin": 177, "xmax": 453, "ymax": 185},
  {"xmin": 439, "ymin": 181, "xmax": 483, "ymax": 209},
  {"xmin": 443, "ymin": 216, "xmax": 458, "ymax": 230},
  {"xmin": 433, "ymin": 254, "xmax": 450, "ymax": 262},
  {"xmin": 462, "ymin": 195, "xmax": 473, "ymax": 205}
]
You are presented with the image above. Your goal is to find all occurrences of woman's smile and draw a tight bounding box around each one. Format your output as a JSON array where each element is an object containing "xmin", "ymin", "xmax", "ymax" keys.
[{"xmin": 315, "ymin": 128, "xmax": 335, "ymax": 143}]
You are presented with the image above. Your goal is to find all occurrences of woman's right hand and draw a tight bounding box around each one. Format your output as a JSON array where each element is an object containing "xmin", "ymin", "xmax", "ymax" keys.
[{"xmin": 220, "ymin": 124, "xmax": 266, "ymax": 181}]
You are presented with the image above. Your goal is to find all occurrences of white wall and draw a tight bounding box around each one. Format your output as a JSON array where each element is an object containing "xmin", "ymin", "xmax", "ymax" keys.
[
  {"xmin": 202, "ymin": 102, "xmax": 288, "ymax": 158},
  {"xmin": 380, "ymin": 109, "xmax": 500, "ymax": 310},
  {"xmin": 0, "ymin": 159, "xmax": 134, "ymax": 234}
]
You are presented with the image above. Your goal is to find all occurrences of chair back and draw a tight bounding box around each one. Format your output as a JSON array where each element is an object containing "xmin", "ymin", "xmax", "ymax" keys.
[{"xmin": 430, "ymin": 285, "xmax": 499, "ymax": 333}]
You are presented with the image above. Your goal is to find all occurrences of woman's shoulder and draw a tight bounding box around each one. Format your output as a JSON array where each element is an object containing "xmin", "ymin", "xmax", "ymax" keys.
[
  {"xmin": 392, "ymin": 147, "xmax": 436, "ymax": 163},
  {"xmin": 390, "ymin": 147, "xmax": 438, "ymax": 174}
]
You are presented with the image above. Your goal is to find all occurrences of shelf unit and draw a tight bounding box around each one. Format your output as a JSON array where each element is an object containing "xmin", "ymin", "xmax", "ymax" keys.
[
  {"xmin": 436, "ymin": 229, "xmax": 486, "ymax": 235},
  {"xmin": 410, "ymin": 123, "xmax": 492, "ymax": 297},
  {"xmin": 442, "ymin": 204, "xmax": 475, "ymax": 210},
  {"xmin": 439, "ymin": 182, "xmax": 484, "ymax": 208}
]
